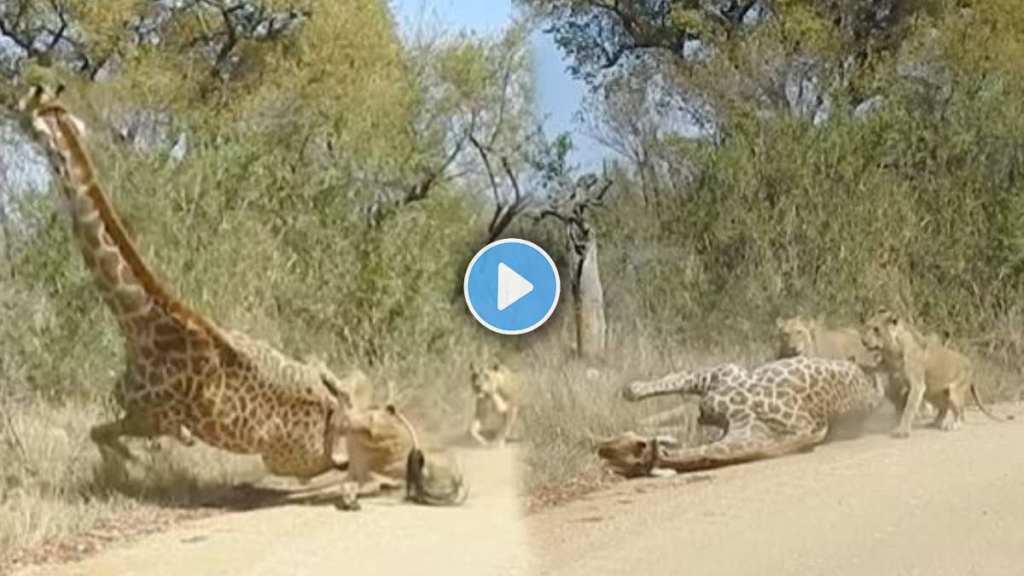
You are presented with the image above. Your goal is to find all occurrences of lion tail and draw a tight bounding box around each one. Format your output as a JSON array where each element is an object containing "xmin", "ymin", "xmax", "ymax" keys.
[{"xmin": 970, "ymin": 384, "xmax": 1014, "ymax": 422}]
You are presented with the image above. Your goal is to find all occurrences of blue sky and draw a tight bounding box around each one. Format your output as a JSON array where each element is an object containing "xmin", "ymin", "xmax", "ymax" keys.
[{"xmin": 389, "ymin": 0, "xmax": 603, "ymax": 168}]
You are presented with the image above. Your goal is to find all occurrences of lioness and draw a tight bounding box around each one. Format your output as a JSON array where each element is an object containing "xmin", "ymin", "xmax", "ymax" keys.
[
  {"xmin": 339, "ymin": 398, "xmax": 469, "ymax": 510},
  {"xmin": 861, "ymin": 308, "xmax": 1010, "ymax": 438},
  {"xmin": 775, "ymin": 315, "xmax": 872, "ymax": 364},
  {"xmin": 775, "ymin": 314, "xmax": 946, "ymax": 419},
  {"xmin": 468, "ymin": 362, "xmax": 521, "ymax": 447}
]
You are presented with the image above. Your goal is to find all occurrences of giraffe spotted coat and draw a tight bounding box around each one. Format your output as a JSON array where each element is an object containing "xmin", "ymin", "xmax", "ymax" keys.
[
  {"xmin": 17, "ymin": 84, "xmax": 358, "ymax": 480},
  {"xmin": 597, "ymin": 356, "xmax": 886, "ymax": 477}
]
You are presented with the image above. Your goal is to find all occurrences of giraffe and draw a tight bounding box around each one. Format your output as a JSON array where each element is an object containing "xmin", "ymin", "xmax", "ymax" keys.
[
  {"xmin": 595, "ymin": 356, "xmax": 886, "ymax": 478},
  {"xmin": 15, "ymin": 83, "xmax": 361, "ymax": 480}
]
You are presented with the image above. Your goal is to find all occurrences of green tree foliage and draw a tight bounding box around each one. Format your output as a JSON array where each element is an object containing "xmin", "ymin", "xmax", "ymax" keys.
[
  {"xmin": 518, "ymin": 0, "xmax": 954, "ymax": 125},
  {"xmin": 3, "ymin": 0, "xmax": 1022, "ymax": 408},
  {"xmin": 569, "ymin": 1, "xmax": 1024, "ymax": 354}
]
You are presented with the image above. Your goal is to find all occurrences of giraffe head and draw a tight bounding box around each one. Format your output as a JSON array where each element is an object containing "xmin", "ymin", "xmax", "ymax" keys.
[
  {"xmin": 16, "ymin": 83, "xmax": 95, "ymax": 193},
  {"xmin": 592, "ymin": 431, "xmax": 679, "ymax": 478},
  {"xmin": 17, "ymin": 82, "xmax": 62, "ymax": 111},
  {"xmin": 17, "ymin": 84, "xmax": 87, "ymax": 143}
]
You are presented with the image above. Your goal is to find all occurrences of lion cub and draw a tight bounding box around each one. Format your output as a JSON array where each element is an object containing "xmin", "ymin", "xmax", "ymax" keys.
[{"xmin": 468, "ymin": 362, "xmax": 521, "ymax": 447}]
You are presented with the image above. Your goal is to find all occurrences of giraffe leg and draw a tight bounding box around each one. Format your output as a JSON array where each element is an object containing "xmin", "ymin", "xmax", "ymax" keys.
[
  {"xmin": 639, "ymin": 404, "xmax": 691, "ymax": 430},
  {"xmin": 336, "ymin": 473, "xmax": 401, "ymax": 511},
  {"xmin": 147, "ymin": 424, "xmax": 195, "ymax": 452},
  {"xmin": 654, "ymin": 425, "xmax": 828, "ymax": 473},
  {"xmin": 174, "ymin": 424, "xmax": 197, "ymax": 447},
  {"xmin": 89, "ymin": 410, "xmax": 162, "ymax": 462},
  {"xmin": 637, "ymin": 406, "xmax": 693, "ymax": 446},
  {"xmin": 338, "ymin": 480, "xmax": 363, "ymax": 511},
  {"xmin": 369, "ymin": 472, "xmax": 402, "ymax": 492},
  {"xmin": 323, "ymin": 406, "xmax": 349, "ymax": 468}
]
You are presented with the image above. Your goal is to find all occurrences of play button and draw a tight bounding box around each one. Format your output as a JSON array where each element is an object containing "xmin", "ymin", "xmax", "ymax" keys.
[
  {"xmin": 464, "ymin": 239, "xmax": 560, "ymax": 335},
  {"xmin": 497, "ymin": 263, "xmax": 533, "ymax": 311}
]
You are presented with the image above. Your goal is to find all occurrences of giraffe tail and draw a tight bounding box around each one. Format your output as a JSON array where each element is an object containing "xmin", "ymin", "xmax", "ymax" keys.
[{"xmin": 622, "ymin": 363, "xmax": 744, "ymax": 402}]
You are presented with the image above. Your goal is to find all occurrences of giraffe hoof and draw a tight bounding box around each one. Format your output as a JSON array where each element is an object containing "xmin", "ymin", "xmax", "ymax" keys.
[
  {"xmin": 890, "ymin": 429, "xmax": 910, "ymax": 439},
  {"xmin": 336, "ymin": 500, "xmax": 361, "ymax": 512}
]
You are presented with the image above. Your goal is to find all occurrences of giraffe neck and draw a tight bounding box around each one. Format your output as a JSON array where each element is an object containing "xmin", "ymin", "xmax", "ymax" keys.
[{"xmin": 36, "ymin": 107, "xmax": 178, "ymax": 336}]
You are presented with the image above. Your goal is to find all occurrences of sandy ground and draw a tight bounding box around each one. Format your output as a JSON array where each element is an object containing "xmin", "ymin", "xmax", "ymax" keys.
[
  {"xmin": 16, "ymin": 446, "xmax": 534, "ymax": 576},
  {"xmin": 14, "ymin": 404, "xmax": 1024, "ymax": 576},
  {"xmin": 529, "ymin": 406, "xmax": 1024, "ymax": 576}
]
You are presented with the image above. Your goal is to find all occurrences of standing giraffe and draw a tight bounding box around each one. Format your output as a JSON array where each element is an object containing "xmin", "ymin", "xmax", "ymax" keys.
[{"xmin": 16, "ymin": 83, "xmax": 358, "ymax": 480}]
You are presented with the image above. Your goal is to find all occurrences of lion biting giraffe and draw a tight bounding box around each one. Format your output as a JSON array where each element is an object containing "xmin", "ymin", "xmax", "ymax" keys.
[
  {"xmin": 596, "ymin": 356, "xmax": 886, "ymax": 477},
  {"xmin": 16, "ymin": 82, "xmax": 361, "ymax": 480}
]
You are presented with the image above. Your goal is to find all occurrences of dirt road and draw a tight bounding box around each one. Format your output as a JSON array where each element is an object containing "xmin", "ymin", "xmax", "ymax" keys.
[
  {"xmin": 530, "ymin": 408, "xmax": 1024, "ymax": 576},
  {"xmin": 17, "ymin": 446, "xmax": 534, "ymax": 576}
]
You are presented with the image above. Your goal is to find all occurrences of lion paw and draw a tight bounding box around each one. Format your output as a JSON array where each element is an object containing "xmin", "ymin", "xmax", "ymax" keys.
[{"xmin": 890, "ymin": 428, "xmax": 911, "ymax": 439}]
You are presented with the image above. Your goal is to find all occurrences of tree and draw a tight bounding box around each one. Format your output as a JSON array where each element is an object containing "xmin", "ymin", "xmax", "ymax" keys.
[
  {"xmin": 541, "ymin": 173, "xmax": 612, "ymax": 359},
  {"xmin": 362, "ymin": 19, "xmax": 537, "ymax": 228},
  {"xmin": 0, "ymin": 0, "xmax": 308, "ymax": 82},
  {"xmin": 529, "ymin": 135, "xmax": 613, "ymax": 359},
  {"xmin": 578, "ymin": 61, "xmax": 703, "ymax": 204},
  {"xmin": 517, "ymin": 0, "xmax": 949, "ymax": 127}
]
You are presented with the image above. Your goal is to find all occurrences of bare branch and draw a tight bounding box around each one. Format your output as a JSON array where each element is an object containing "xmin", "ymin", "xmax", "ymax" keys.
[
  {"xmin": 500, "ymin": 156, "xmax": 524, "ymax": 207},
  {"xmin": 536, "ymin": 208, "xmax": 569, "ymax": 224},
  {"xmin": 483, "ymin": 46, "xmax": 517, "ymax": 149},
  {"xmin": 469, "ymin": 134, "xmax": 502, "ymax": 209}
]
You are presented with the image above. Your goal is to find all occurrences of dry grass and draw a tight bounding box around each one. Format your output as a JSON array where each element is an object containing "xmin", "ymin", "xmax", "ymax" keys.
[
  {"xmin": 518, "ymin": 337, "xmax": 773, "ymax": 493},
  {"xmin": 0, "ymin": 400, "xmax": 264, "ymax": 565}
]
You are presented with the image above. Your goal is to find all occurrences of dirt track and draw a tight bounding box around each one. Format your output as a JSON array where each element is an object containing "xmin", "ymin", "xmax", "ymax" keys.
[
  {"xmin": 16, "ymin": 447, "xmax": 535, "ymax": 576},
  {"xmin": 14, "ymin": 406, "xmax": 1024, "ymax": 576},
  {"xmin": 530, "ymin": 405, "xmax": 1024, "ymax": 576}
]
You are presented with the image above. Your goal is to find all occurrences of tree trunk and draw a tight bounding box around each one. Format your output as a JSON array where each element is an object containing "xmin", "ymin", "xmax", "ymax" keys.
[
  {"xmin": 571, "ymin": 234, "xmax": 606, "ymax": 359},
  {"xmin": 0, "ymin": 187, "xmax": 13, "ymax": 281}
]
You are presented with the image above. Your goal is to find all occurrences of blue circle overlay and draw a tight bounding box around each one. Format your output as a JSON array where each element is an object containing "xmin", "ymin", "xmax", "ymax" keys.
[{"xmin": 464, "ymin": 238, "xmax": 560, "ymax": 335}]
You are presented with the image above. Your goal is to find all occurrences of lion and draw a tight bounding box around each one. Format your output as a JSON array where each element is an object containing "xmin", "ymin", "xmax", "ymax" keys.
[
  {"xmin": 337, "ymin": 384, "xmax": 469, "ymax": 510},
  {"xmin": 775, "ymin": 314, "xmax": 873, "ymax": 364},
  {"xmin": 775, "ymin": 314, "xmax": 945, "ymax": 420},
  {"xmin": 861, "ymin": 308, "xmax": 1011, "ymax": 438},
  {"xmin": 468, "ymin": 362, "xmax": 521, "ymax": 447}
]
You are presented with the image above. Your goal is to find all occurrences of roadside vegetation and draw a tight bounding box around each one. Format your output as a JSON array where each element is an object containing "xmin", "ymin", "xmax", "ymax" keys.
[
  {"xmin": 517, "ymin": 0, "xmax": 1024, "ymax": 494},
  {"xmin": 1, "ymin": 0, "xmax": 1023, "ymax": 564}
]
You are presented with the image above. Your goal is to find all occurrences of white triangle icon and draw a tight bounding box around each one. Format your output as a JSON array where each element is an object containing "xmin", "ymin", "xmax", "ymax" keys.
[{"xmin": 497, "ymin": 262, "xmax": 534, "ymax": 311}]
